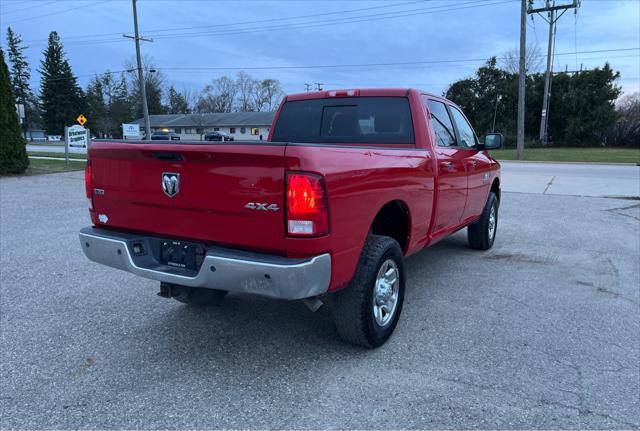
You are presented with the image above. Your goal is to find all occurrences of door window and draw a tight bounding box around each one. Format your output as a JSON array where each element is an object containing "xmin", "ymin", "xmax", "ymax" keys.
[
  {"xmin": 449, "ymin": 107, "xmax": 478, "ymax": 149},
  {"xmin": 426, "ymin": 100, "xmax": 456, "ymax": 147}
]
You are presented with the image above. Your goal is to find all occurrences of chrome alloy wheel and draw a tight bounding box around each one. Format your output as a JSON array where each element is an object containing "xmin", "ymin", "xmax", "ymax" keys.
[
  {"xmin": 488, "ymin": 204, "xmax": 497, "ymax": 240},
  {"xmin": 373, "ymin": 259, "xmax": 400, "ymax": 327}
]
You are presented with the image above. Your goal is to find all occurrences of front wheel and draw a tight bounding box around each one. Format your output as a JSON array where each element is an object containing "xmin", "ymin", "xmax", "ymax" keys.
[
  {"xmin": 468, "ymin": 191, "xmax": 499, "ymax": 250},
  {"xmin": 332, "ymin": 235, "xmax": 406, "ymax": 348}
]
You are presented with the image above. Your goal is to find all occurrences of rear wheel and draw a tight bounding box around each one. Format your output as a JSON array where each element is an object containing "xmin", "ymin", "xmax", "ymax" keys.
[
  {"xmin": 332, "ymin": 235, "xmax": 405, "ymax": 348},
  {"xmin": 468, "ymin": 192, "xmax": 499, "ymax": 250}
]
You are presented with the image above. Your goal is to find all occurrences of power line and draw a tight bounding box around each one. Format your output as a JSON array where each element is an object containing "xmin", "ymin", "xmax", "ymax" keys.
[
  {"xmin": 141, "ymin": 0, "xmax": 506, "ymax": 41},
  {"xmin": 0, "ymin": 0, "xmax": 111, "ymax": 26},
  {"xmin": 17, "ymin": 0, "xmax": 513, "ymax": 47},
  {"xmin": 157, "ymin": 47, "xmax": 640, "ymax": 71},
  {"xmin": 34, "ymin": 47, "xmax": 639, "ymax": 82},
  {"xmin": 21, "ymin": 0, "xmax": 427, "ymax": 43},
  {"xmin": 0, "ymin": 0, "xmax": 57, "ymax": 15}
]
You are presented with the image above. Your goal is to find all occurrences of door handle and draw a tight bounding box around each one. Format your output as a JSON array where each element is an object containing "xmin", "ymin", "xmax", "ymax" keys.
[{"xmin": 466, "ymin": 160, "xmax": 478, "ymax": 168}]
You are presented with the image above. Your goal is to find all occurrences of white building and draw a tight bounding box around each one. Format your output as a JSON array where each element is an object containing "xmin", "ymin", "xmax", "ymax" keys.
[{"xmin": 134, "ymin": 112, "xmax": 276, "ymax": 141}]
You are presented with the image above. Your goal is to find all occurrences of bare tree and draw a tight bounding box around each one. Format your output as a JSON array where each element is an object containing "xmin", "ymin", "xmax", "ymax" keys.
[
  {"xmin": 252, "ymin": 79, "xmax": 284, "ymax": 112},
  {"xmin": 235, "ymin": 71, "xmax": 257, "ymax": 112},
  {"xmin": 607, "ymin": 92, "xmax": 640, "ymax": 147},
  {"xmin": 500, "ymin": 43, "xmax": 543, "ymax": 74},
  {"xmin": 196, "ymin": 76, "xmax": 237, "ymax": 113},
  {"xmin": 191, "ymin": 112, "xmax": 208, "ymax": 141}
]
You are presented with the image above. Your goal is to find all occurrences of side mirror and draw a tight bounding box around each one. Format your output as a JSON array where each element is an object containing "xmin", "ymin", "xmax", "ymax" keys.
[{"xmin": 483, "ymin": 133, "xmax": 503, "ymax": 150}]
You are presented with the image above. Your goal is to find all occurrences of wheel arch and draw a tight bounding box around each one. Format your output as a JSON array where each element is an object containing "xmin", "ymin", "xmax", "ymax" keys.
[
  {"xmin": 369, "ymin": 199, "xmax": 411, "ymax": 254},
  {"xmin": 491, "ymin": 178, "xmax": 501, "ymax": 203}
]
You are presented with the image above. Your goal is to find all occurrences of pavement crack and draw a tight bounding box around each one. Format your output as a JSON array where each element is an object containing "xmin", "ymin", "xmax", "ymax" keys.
[
  {"xmin": 543, "ymin": 175, "xmax": 556, "ymax": 194},
  {"xmin": 603, "ymin": 203, "xmax": 640, "ymax": 222},
  {"xmin": 483, "ymin": 286, "xmax": 543, "ymax": 319},
  {"xmin": 442, "ymin": 376, "xmax": 639, "ymax": 428}
]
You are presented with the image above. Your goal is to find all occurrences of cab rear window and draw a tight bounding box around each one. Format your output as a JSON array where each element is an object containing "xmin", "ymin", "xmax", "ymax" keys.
[{"xmin": 272, "ymin": 97, "xmax": 414, "ymax": 144}]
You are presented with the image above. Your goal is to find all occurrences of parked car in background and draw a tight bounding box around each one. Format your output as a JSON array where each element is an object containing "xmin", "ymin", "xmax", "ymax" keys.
[
  {"xmin": 80, "ymin": 88, "xmax": 502, "ymax": 348},
  {"xmin": 204, "ymin": 131, "xmax": 234, "ymax": 141},
  {"xmin": 151, "ymin": 131, "xmax": 181, "ymax": 141}
]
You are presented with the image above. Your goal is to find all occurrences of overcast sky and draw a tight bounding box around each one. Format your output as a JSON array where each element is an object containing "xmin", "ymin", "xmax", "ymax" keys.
[{"xmin": 0, "ymin": 0, "xmax": 638, "ymax": 99}]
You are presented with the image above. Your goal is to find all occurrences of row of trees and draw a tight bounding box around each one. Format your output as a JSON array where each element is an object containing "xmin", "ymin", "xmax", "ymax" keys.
[
  {"xmin": 444, "ymin": 57, "xmax": 634, "ymax": 147},
  {"xmin": 5, "ymin": 28, "xmax": 285, "ymax": 138}
]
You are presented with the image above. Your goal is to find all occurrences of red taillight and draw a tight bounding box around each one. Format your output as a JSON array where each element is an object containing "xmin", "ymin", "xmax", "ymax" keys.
[
  {"xmin": 85, "ymin": 161, "xmax": 93, "ymax": 209},
  {"xmin": 286, "ymin": 173, "xmax": 328, "ymax": 237}
]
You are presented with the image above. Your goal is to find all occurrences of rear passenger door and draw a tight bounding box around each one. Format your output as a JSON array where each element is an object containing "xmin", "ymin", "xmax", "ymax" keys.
[
  {"xmin": 424, "ymin": 97, "xmax": 470, "ymax": 233},
  {"xmin": 448, "ymin": 106, "xmax": 493, "ymax": 220}
]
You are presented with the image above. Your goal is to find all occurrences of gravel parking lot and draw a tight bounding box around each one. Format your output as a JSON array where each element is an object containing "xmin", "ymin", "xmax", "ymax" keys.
[{"xmin": 1, "ymin": 170, "xmax": 639, "ymax": 429}]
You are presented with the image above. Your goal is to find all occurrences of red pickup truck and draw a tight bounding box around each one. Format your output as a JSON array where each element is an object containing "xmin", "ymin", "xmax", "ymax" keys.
[{"xmin": 79, "ymin": 88, "xmax": 502, "ymax": 348}]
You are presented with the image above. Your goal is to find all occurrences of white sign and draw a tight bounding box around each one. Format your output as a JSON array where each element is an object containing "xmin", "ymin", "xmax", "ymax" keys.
[
  {"xmin": 122, "ymin": 123, "xmax": 141, "ymax": 138},
  {"xmin": 66, "ymin": 124, "xmax": 89, "ymax": 154}
]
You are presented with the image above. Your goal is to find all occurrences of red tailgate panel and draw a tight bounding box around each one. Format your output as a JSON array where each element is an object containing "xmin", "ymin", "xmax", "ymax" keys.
[{"xmin": 89, "ymin": 141, "xmax": 286, "ymax": 254}]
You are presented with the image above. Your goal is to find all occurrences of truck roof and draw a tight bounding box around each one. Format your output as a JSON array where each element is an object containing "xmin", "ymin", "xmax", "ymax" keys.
[{"xmin": 285, "ymin": 88, "xmax": 442, "ymax": 102}]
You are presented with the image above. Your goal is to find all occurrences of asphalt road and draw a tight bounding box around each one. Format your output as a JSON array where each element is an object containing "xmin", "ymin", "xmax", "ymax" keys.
[{"xmin": 1, "ymin": 170, "xmax": 639, "ymax": 429}]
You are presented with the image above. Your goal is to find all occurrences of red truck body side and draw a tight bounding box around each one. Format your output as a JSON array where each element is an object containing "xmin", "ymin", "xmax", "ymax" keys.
[{"xmin": 86, "ymin": 88, "xmax": 500, "ymax": 294}]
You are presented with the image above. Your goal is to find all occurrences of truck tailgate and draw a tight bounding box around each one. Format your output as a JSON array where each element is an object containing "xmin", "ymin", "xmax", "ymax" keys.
[{"xmin": 89, "ymin": 141, "xmax": 286, "ymax": 253}]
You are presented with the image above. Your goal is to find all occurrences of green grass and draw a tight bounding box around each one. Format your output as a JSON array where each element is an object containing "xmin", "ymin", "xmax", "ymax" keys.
[
  {"xmin": 28, "ymin": 151, "xmax": 86, "ymax": 159},
  {"xmin": 490, "ymin": 147, "xmax": 640, "ymax": 164},
  {"xmin": 26, "ymin": 158, "xmax": 86, "ymax": 175}
]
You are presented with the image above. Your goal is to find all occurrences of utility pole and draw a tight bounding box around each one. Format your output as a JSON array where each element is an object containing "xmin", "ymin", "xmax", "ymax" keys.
[
  {"xmin": 314, "ymin": 82, "xmax": 324, "ymax": 91},
  {"xmin": 528, "ymin": 0, "xmax": 580, "ymax": 145},
  {"xmin": 516, "ymin": 0, "xmax": 527, "ymax": 160},
  {"xmin": 124, "ymin": 0, "xmax": 153, "ymax": 140},
  {"xmin": 304, "ymin": 83, "xmax": 312, "ymax": 92}
]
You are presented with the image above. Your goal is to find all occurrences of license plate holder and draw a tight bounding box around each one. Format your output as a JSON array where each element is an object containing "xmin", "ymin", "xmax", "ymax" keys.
[{"xmin": 159, "ymin": 239, "xmax": 205, "ymax": 271}]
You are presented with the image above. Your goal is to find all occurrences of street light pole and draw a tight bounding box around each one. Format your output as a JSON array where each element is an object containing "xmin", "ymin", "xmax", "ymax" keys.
[{"xmin": 492, "ymin": 94, "xmax": 502, "ymax": 133}]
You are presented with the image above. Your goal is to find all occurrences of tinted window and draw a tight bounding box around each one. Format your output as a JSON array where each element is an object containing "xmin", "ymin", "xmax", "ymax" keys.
[
  {"xmin": 449, "ymin": 107, "xmax": 477, "ymax": 148},
  {"xmin": 426, "ymin": 100, "xmax": 456, "ymax": 147},
  {"xmin": 272, "ymin": 97, "xmax": 414, "ymax": 144}
]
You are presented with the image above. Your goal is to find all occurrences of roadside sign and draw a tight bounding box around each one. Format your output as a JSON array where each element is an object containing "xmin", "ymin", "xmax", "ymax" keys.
[
  {"xmin": 122, "ymin": 123, "xmax": 140, "ymax": 138},
  {"xmin": 66, "ymin": 124, "xmax": 89, "ymax": 155},
  {"xmin": 76, "ymin": 114, "xmax": 87, "ymax": 126}
]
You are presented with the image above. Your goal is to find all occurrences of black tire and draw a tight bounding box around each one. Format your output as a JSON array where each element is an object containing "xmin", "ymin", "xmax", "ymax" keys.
[
  {"xmin": 172, "ymin": 285, "xmax": 228, "ymax": 306},
  {"xmin": 332, "ymin": 235, "xmax": 406, "ymax": 348},
  {"xmin": 468, "ymin": 191, "xmax": 499, "ymax": 250}
]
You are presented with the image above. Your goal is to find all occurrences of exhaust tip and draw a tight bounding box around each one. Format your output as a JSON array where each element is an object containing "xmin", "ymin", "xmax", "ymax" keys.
[{"xmin": 301, "ymin": 297, "xmax": 324, "ymax": 313}]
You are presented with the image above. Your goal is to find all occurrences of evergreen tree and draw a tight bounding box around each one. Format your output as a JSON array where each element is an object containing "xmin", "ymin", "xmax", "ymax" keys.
[
  {"xmin": 446, "ymin": 59, "xmax": 621, "ymax": 146},
  {"xmin": 108, "ymin": 72, "xmax": 131, "ymax": 137},
  {"xmin": 168, "ymin": 86, "xmax": 189, "ymax": 113},
  {"xmin": 39, "ymin": 31, "xmax": 85, "ymax": 135},
  {"xmin": 6, "ymin": 27, "xmax": 34, "ymax": 137},
  {"xmin": 0, "ymin": 49, "xmax": 29, "ymax": 174},
  {"xmin": 85, "ymin": 75, "xmax": 107, "ymax": 137},
  {"xmin": 126, "ymin": 59, "xmax": 167, "ymax": 118}
]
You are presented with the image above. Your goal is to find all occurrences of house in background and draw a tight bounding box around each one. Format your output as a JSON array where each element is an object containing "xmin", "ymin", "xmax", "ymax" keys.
[{"xmin": 134, "ymin": 112, "xmax": 276, "ymax": 140}]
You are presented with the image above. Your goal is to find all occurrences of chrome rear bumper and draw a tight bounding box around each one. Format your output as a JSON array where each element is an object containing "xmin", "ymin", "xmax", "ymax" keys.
[{"xmin": 79, "ymin": 227, "xmax": 331, "ymax": 300}]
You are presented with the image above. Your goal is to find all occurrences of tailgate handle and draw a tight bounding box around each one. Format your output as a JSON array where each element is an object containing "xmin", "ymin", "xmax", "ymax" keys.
[{"xmin": 153, "ymin": 152, "xmax": 184, "ymax": 161}]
